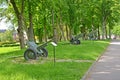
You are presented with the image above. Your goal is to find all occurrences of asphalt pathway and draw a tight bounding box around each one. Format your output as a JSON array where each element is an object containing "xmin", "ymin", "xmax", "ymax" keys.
[{"xmin": 82, "ymin": 39, "xmax": 120, "ymax": 80}]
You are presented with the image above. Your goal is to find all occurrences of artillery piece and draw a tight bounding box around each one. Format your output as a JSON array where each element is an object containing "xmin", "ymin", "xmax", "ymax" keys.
[
  {"xmin": 70, "ymin": 34, "xmax": 82, "ymax": 45},
  {"xmin": 24, "ymin": 41, "xmax": 49, "ymax": 60}
]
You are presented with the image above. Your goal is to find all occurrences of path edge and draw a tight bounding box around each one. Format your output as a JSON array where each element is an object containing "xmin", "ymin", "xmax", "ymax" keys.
[{"xmin": 81, "ymin": 40, "xmax": 112, "ymax": 80}]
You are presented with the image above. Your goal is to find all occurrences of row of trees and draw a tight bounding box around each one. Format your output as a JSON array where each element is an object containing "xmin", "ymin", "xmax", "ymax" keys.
[
  {"xmin": 0, "ymin": 30, "xmax": 13, "ymax": 42},
  {"xmin": 0, "ymin": 0, "xmax": 120, "ymax": 49}
]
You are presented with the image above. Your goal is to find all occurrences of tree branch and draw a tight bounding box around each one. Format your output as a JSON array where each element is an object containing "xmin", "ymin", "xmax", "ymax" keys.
[{"xmin": 10, "ymin": 0, "xmax": 20, "ymax": 19}]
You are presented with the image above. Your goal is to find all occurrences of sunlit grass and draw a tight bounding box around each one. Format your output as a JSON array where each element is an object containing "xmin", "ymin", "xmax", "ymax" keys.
[
  {"xmin": 0, "ymin": 40, "xmax": 110, "ymax": 80},
  {"xmin": 0, "ymin": 61, "xmax": 91, "ymax": 80},
  {"xmin": 0, "ymin": 46, "xmax": 20, "ymax": 54},
  {"xmin": 47, "ymin": 40, "xmax": 110, "ymax": 60}
]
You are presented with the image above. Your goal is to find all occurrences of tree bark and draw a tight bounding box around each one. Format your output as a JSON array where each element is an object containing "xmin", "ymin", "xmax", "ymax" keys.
[
  {"xmin": 97, "ymin": 25, "xmax": 100, "ymax": 40},
  {"xmin": 44, "ymin": 16, "xmax": 47, "ymax": 42},
  {"xmin": 102, "ymin": 16, "xmax": 107, "ymax": 39},
  {"xmin": 52, "ymin": 9, "xmax": 57, "ymax": 43},
  {"xmin": 59, "ymin": 10, "xmax": 66, "ymax": 41},
  {"xmin": 17, "ymin": 17, "xmax": 25, "ymax": 49},
  {"xmin": 108, "ymin": 27, "xmax": 112, "ymax": 39},
  {"xmin": 38, "ymin": 28, "xmax": 43, "ymax": 43},
  {"xmin": 101, "ymin": 17, "xmax": 105, "ymax": 39},
  {"xmin": 27, "ymin": 0, "xmax": 35, "ymax": 41},
  {"xmin": 105, "ymin": 25, "xmax": 108, "ymax": 39},
  {"xmin": 81, "ymin": 25, "xmax": 86, "ymax": 40},
  {"xmin": 10, "ymin": 0, "xmax": 25, "ymax": 49},
  {"xmin": 66, "ymin": 24, "xmax": 69, "ymax": 40}
]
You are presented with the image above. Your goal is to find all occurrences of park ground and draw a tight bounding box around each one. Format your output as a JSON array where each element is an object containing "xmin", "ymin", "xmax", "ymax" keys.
[{"xmin": 0, "ymin": 40, "xmax": 110, "ymax": 80}]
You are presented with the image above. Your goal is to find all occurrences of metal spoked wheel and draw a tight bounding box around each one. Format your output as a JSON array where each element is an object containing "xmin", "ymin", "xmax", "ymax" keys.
[
  {"xmin": 41, "ymin": 48, "xmax": 48, "ymax": 57},
  {"xmin": 24, "ymin": 49, "xmax": 37, "ymax": 60}
]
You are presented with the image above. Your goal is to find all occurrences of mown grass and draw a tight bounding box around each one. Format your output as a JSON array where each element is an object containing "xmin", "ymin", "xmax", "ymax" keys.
[
  {"xmin": 47, "ymin": 40, "xmax": 110, "ymax": 60},
  {"xmin": 0, "ymin": 40, "xmax": 110, "ymax": 80}
]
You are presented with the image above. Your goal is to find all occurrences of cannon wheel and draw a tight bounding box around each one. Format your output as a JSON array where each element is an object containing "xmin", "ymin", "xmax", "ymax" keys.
[
  {"xmin": 24, "ymin": 49, "xmax": 37, "ymax": 60},
  {"xmin": 76, "ymin": 40, "xmax": 80, "ymax": 44},
  {"xmin": 70, "ymin": 40, "xmax": 80, "ymax": 45},
  {"xmin": 41, "ymin": 48, "xmax": 48, "ymax": 57}
]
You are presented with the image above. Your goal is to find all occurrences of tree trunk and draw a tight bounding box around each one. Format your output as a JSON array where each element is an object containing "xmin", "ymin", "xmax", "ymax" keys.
[
  {"xmin": 17, "ymin": 15, "xmax": 25, "ymax": 49},
  {"xmin": 52, "ymin": 9, "xmax": 57, "ymax": 43},
  {"xmin": 102, "ymin": 17, "xmax": 105, "ymax": 39},
  {"xmin": 44, "ymin": 16, "xmax": 47, "ymax": 42},
  {"xmin": 69, "ymin": 28, "xmax": 73, "ymax": 40},
  {"xmin": 105, "ymin": 25, "xmax": 108, "ymax": 39},
  {"xmin": 102, "ymin": 16, "xmax": 107, "ymax": 39},
  {"xmin": 66, "ymin": 24, "xmax": 69, "ymax": 40},
  {"xmin": 108, "ymin": 27, "xmax": 112, "ymax": 39},
  {"xmin": 27, "ymin": 0, "xmax": 35, "ymax": 41},
  {"xmin": 38, "ymin": 28, "xmax": 43, "ymax": 43},
  {"xmin": 28, "ymin": 13, "xmax": 34, "ymax": 41},
  {"xmin": 59, "ymin": 10, "xmax": 66, "ymax": 41},
  {"xmin": 97, "ymin": 25, "xmax": 100, "ymax": 40},
  {"xmin": 81, "ymin": 25, "xmax": 86, "ymax": 40},
  {"xmin": 59, "ymin": 24, "xmax": 66, "ymax": 41},
  {"xmin": 10, "ymin": 0, "xmax": 25, "ymax": 49}
]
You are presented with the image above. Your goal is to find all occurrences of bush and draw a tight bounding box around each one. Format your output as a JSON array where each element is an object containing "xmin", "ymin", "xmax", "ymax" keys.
[{"xmin": 0, "ymin": 42, "xmax": 19, "ymax": 47}]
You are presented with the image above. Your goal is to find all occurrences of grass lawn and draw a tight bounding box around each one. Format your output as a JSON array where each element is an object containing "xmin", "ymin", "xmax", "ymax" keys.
[{"xmin": 0, "ymin": 40, "xmax": 110, "ymax": 80}]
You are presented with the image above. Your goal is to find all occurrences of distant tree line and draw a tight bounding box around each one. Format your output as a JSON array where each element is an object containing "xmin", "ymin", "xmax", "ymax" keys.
[{"xmin": 0, "ymin": 0, "xmax": 120, "ymax": 49}]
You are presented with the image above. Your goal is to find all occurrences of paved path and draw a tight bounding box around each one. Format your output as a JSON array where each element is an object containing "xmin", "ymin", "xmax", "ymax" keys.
[{"xmin": 82, "ymin": 40, "xmax": 120, "ymax": 80}]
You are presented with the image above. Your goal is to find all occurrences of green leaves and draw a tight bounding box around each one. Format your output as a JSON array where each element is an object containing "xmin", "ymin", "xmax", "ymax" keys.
[
  {"xmin": 112, "ymin": 25, "xmax": 120, "ymax": 35},
  {"xmin": 1, "ymin": 0, "xmax": 120, "ymax": 43}
]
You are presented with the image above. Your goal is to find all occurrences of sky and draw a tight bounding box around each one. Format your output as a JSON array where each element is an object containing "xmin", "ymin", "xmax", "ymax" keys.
[
  {"xmin": 0, "ymin": 2, "xmax": 9, "ymax": 30},
  {"xmin": 0, "ymin": 19, "xmax": 8, "ymax": 30}
]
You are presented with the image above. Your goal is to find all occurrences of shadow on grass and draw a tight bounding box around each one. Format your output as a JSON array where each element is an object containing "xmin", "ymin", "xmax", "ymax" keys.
[
  {"xmin": 0, "ymin": 49, "xmax": 25, "ymax": 56},
  {"xmin": 0, "ymin": 49, "xmax": 25, "ymax": 64}
]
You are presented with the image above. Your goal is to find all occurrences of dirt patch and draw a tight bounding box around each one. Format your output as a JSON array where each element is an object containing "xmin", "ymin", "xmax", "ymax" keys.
[
  {"xmin": 11, "ymin": 56, "xmax": 49, "ymax": 64},
  {"xmin": 10, "ymin": 56, "xmax": 94, "ymax": 64},
  {"xmin": 56, "ymin": 59, "xmax": 94, "ymax": 63}
]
